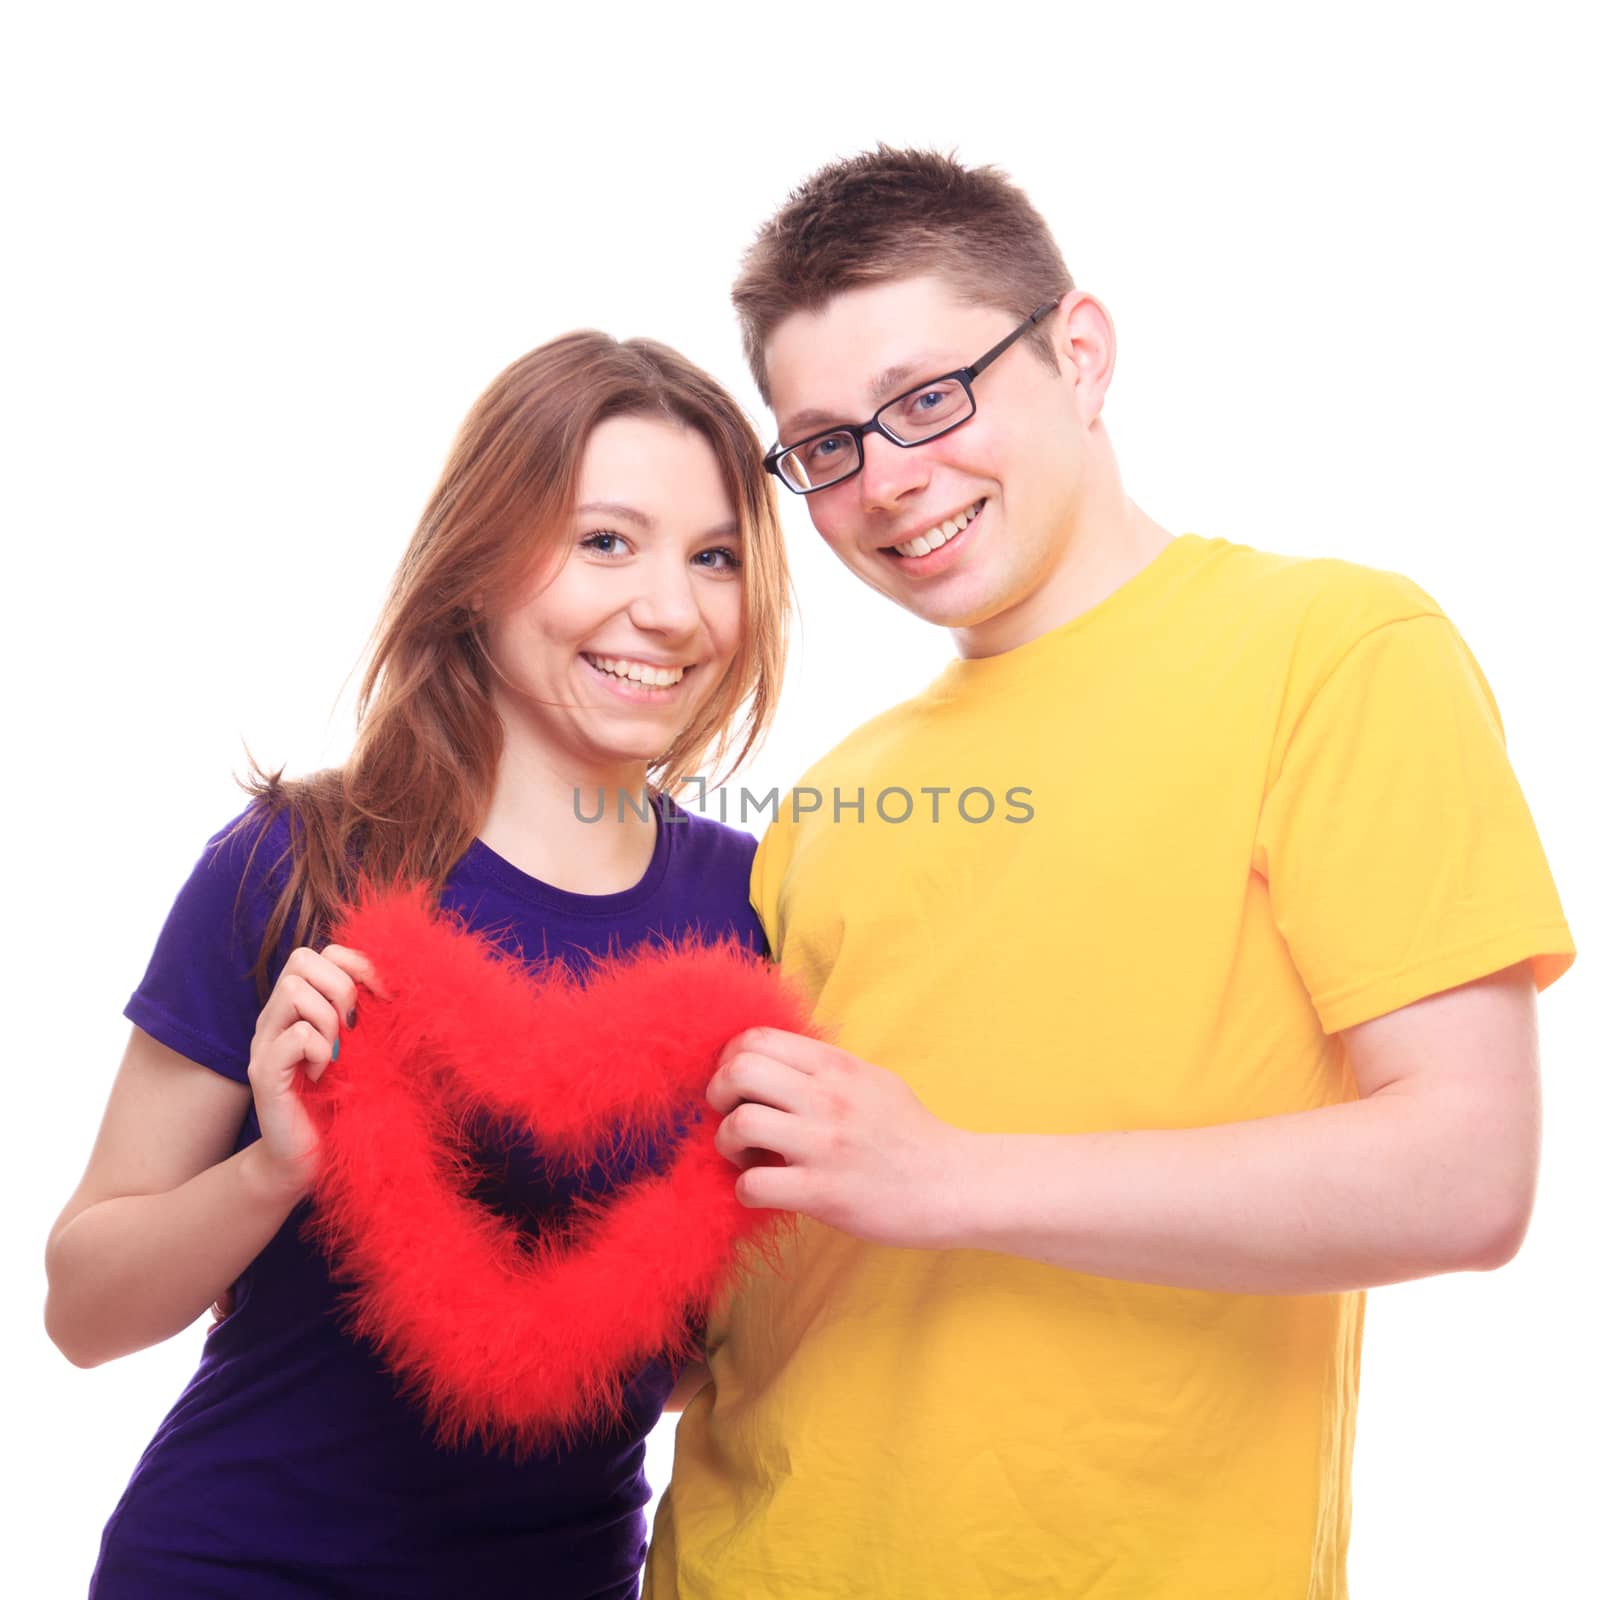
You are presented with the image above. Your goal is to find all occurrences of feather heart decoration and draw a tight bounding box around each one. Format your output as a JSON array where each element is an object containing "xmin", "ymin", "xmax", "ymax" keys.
[{"xmin": 298, "ymin": 884, "xmax": 816, "ymax": 1454}]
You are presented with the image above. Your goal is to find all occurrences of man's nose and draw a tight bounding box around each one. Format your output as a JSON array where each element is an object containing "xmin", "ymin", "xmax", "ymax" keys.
[{"xmin": 855, "ymin": 430, "xmax": 931, "ymax": 512}]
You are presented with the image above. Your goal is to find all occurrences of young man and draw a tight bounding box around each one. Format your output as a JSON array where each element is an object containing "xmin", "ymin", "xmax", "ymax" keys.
[{"xmin": 645, "ymin": 150, "xmax": 1574, "ymax": 1599}]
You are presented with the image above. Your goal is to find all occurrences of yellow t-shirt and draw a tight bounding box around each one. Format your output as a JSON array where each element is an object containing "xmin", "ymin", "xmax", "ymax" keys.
[{"xmin": 646, "ymin": 534, "xmax": 1574, "ymax": 1600}]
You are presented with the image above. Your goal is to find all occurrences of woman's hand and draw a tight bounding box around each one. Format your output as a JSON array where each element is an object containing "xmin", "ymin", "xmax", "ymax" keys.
[
  {"xmin": 247, "ymin": 944, "xmax": 379, "ymax": 1200},
  {"xmin": 208, "ymin": 1285, "xmax": 236, "ymax": 1329}
]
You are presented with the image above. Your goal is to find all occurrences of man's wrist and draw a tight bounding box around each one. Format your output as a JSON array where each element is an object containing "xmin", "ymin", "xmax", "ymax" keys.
[
  {"xmin": 926, "ymin": 1128, "xmax": 1010, "ymax": 1251},
  {"xmin": 927, "ymin": 1131, "xmax": 1084, "ymax": 1259}
]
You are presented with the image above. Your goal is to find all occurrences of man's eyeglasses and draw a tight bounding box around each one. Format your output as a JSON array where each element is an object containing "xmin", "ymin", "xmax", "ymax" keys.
[{"xmin": 762, "ymin": 297, "xmax": 1062, "ymax": 495}]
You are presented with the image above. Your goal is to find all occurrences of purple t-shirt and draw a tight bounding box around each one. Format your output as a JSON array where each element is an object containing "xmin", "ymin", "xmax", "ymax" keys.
[{"xmin": 91, "ymin": 795, "xmax": 763, "ymax": 1600}]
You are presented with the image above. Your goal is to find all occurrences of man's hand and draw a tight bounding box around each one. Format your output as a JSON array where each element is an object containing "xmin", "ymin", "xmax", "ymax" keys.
[{"xmin": 709, "ymin": 1028, "xmax": 970, "ymax": 1248}]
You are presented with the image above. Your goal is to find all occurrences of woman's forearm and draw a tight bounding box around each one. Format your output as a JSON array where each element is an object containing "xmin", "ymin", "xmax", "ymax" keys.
[{"xmin": 44, "ymin": 1143, "xmax": 308, "ymax": 1367}]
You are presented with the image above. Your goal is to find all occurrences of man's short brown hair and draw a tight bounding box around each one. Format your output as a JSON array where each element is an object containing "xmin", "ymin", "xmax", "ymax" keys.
[{"xmin": 733, "ymin": 146, "xmax": 1075, "ymax": 406}]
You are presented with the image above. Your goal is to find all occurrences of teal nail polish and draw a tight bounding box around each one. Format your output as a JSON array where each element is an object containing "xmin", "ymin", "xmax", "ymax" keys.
[{"xmin": 333, "ymin": 1037, "xmax": 341, "ymax": 1063}]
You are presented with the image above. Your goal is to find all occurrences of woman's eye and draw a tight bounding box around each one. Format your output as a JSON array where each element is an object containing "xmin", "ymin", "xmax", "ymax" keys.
[
  {"xmin": 695, "ymin": 547, "xmax": 742, "ymax": 572},
  {"xmin": 581, "ymin": 530, "xmax": 628, "ymax": 556}
]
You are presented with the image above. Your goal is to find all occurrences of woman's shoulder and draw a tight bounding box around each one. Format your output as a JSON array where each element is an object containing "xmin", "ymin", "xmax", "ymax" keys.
[
  {"xmin": 157, "ymin": 797, "xmax": 323, "ymax": 985},
  {"xmin": 156, "ymin": 801, "xmax": 299, "ymax": 946},
  {"xmin": 656, "ymin": 796, "xmax": 763, "ymax": 948},
  {"xmin": 200, "ymin": 800, "xmax": 297, "ymax": 887},
  {"xmin": 659, "ymin": 792, "xmax": 758, "ymax": 879},
  {"xmin": 126, "ymin": 800, "xmax": 299, "ymax": 1079}
]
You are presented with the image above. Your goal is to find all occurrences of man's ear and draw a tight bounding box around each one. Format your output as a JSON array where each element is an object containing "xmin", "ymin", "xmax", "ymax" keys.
[{"xmin": 1050, "ymin": 290, "xmax": 1117, "ymax": 424}]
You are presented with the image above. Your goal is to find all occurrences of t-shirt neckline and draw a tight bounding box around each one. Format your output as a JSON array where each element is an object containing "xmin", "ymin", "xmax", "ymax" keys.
[
  {"xmin": 940, "ymin": 532, "xmax": 1212, "ymax": 686},
  {"xmin": 458, "ymin": 791, "xmax": 677, "ymax": 919}
]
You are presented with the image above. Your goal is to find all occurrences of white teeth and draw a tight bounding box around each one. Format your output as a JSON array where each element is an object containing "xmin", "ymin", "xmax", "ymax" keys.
[
  {"xmin": 589, "ymin": 655, "xmax": 685, "ymax": 687},
  {"xmin": 892, "ymin": 500, "xmax": 983, "ymax": 559}
]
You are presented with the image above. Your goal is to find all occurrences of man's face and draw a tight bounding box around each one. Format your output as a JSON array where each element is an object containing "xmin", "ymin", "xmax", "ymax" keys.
[{"xmin": 764, "ymin": 275, "xmax": 1095, "ymax": 650}]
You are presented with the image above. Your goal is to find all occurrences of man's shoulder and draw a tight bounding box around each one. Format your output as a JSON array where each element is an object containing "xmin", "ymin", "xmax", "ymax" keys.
[
  {"xmin": 1205, "ymin": 538, "xmax": 1447, "ymax": 648},
  {"xmin": 785, "ymin": 685, "xmax": 943, "ymax": 796},
  {"xmin": 774, "ymin": 541, "xmax": 1455, "ymax": 794},
  {"xmin": 1198, "ymin": 540, "xmax": 1474, "ymax": 760}
]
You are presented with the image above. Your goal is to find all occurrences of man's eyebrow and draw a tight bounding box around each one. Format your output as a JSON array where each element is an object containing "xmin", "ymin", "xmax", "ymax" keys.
[
  {"xmin": 781, "ymin": 353, "xmax": 953, "ymax": 437},
  {"xmin": 868, "ymin": 356, "xmax": 945, "ymax": 405}
]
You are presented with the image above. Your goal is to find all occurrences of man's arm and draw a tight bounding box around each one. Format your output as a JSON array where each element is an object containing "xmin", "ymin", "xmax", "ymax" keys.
[{"xmin": 709, "ymin": 963, "xmax": 1540, "ymax": 1295}]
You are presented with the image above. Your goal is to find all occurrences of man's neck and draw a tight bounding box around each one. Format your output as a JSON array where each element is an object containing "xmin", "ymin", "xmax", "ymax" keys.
[{"xmin": 952, "ymin": 493, "xmax": 1176, "ymax": 661}]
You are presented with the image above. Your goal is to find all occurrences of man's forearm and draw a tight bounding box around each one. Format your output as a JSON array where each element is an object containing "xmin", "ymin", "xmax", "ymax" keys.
[
  {"xmin": 941, "ymin": 1084, "xmax": 1534, "ymax": 1295},
  {"xmin": 712, "ymin": 970, "xmax": 1540, "ymax": 1291}
]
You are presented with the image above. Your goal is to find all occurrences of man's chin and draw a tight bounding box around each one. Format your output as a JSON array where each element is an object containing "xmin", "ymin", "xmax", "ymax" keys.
[{"xmin": 883, "ymin": 578, "xmax": 1006, "ymax": 634}]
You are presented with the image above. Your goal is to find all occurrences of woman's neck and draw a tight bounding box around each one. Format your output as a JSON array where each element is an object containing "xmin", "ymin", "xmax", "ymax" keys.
[{"xmin": 478, "ymin": 734, "xmax": 658, "ymax": 897}]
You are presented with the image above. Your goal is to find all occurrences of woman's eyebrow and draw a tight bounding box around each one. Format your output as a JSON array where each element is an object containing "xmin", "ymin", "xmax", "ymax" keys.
[
  {"xmin": 576, "ymin": 500, "xmax": 654, "ymax": 528},
  {"xmin": 577, "ymin": 501, "xmax": 741, "ymax": 540},
  {"xmin": 576, "ymin": 496, "xmax": 656, "ymax": 528}
]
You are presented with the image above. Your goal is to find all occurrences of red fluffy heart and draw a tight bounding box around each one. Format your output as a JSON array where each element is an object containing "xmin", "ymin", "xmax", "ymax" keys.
[{"xmin": 298, "ymin": 883, "xmax": 815, "ymax": 1454}]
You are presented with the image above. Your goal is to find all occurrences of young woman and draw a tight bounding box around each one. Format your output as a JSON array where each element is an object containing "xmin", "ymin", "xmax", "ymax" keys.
[{"xmin": 44, "ymin": 331, "xmax": 790, "ymax": 1599}]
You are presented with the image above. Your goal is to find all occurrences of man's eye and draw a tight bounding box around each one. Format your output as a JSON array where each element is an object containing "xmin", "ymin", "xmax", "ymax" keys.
[
  {"xmin": 803, "ymin": 433, "xmax": 850, "ymax": 465},
  {"xmin": 890, "ymin": 382, "xmax": 964, "ymax": 429}
]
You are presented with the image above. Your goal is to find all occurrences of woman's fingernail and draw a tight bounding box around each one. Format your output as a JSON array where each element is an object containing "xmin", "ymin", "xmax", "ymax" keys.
[
  {"xmin": 346, "ymin": 1008, "xmax": 358, "ymax": 1029},
  {"xmin": 332, "ymin": 1037, "xmax": 341, "ymax": 1063}
]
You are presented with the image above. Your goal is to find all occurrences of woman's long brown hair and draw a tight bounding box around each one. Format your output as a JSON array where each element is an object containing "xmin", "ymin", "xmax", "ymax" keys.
[{"xmin": 238, "ymin": 331, "xmax": 790, "ymax": 993}]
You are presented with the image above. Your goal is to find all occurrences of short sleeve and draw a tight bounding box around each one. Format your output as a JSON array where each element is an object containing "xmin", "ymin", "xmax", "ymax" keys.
[
  {"xmin": 124, "ymin": 806, "xmax": 297, "ymax": 1082},
  {"xmin": 1252, "ymin": 614, "xmax": 1575, "ymax": 1034}
]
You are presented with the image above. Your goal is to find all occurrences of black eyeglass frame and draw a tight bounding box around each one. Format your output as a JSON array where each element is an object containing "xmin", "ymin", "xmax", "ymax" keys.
[{"xmin": 762, "ymin": 297, "xmax": 1063, "ymax": 495}]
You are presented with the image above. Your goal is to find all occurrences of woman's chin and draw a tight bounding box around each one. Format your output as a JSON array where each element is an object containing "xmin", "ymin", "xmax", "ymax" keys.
[{"xmin": 570, "ymin": 717, "xmax": 695, "ymax": 776}]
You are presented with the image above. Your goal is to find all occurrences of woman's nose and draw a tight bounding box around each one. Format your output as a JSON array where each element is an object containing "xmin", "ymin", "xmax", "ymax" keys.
[{"xmin": 626, "ymin": 557, "xmax": 700, "ymax": 637}]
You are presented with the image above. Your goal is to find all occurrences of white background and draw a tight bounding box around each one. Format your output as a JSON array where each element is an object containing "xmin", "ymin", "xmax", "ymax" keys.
[{"xmin": 5, "ymin": 3, "xmax": 1595, "ymax": 1595}]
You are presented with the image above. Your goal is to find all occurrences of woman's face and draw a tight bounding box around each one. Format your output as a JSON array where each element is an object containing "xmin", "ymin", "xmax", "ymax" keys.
[{"xmin": 483, "ymin": 413, "xmax": 745, "ymax": 777}]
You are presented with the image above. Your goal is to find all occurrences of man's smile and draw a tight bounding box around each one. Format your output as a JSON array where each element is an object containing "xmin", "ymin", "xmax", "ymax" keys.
[{"xmin": 880, "ymin": 498, "xmax": 987, "ymax": 568}]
